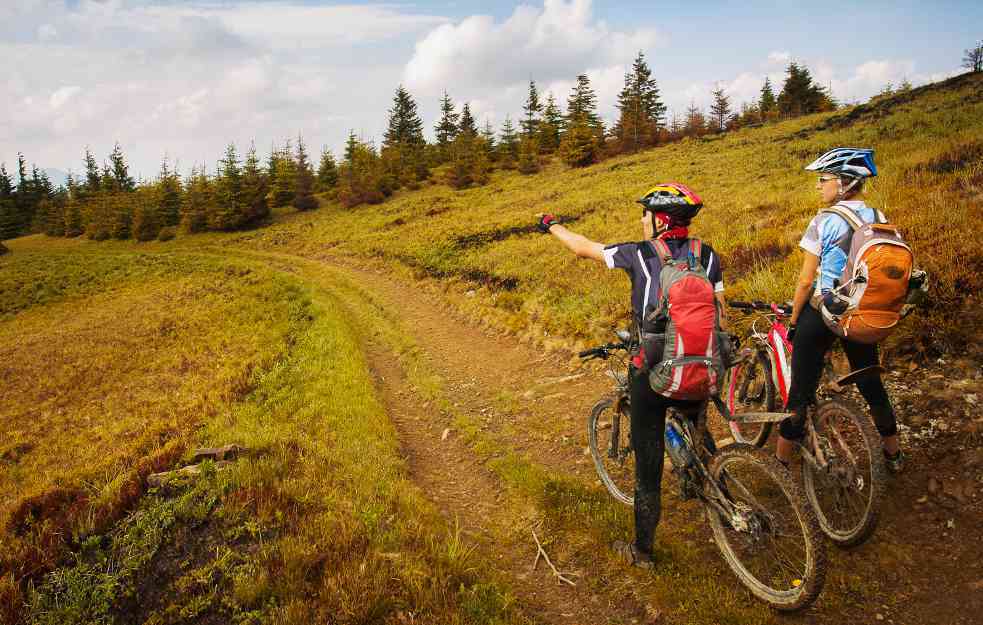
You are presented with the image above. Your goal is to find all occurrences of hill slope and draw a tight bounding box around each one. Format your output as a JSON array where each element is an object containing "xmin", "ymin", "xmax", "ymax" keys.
[{"xmin": 241, "ymin": 71, "xmax": 983, "ymax": 362}]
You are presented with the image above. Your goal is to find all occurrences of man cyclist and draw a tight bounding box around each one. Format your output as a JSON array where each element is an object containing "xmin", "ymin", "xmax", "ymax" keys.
[
  {"xmin": 776, "ymin": 148, "xmax": 904, "ymax": 473},
  {"xmin": 538, "ymin": 183, "xmax": 725, "ymax": 568}
]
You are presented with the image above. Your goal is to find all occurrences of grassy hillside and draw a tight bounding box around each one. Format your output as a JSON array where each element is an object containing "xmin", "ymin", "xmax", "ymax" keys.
[
  {"xmin": 0, "ymin": 240, "xmax": 524, "ymax": 625},
  {"xmin": 238, "ymin": 71, "xmax": 983, "ymax": 361}
]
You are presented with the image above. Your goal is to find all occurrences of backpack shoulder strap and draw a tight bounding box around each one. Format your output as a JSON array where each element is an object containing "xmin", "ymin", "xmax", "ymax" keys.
[
  {"xmin": 875, "ymin": 209, "xmax": 888, "ymax": 224},
  {"xmin": 688, "ymin": 238, "xmax": 703, "ymax": 259},
  {"xmin": 821, "ymin": 204, "xmax": 865, "ymax": 231},
  {"xmin": 648, "ymin": 239, "xmax": 674, "ymax": 263}
]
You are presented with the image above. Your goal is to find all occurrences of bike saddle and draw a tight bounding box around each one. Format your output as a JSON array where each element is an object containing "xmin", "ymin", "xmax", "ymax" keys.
[{"xmin": 835, "ymin": 365, "xmax": 886, "ymax": 387}]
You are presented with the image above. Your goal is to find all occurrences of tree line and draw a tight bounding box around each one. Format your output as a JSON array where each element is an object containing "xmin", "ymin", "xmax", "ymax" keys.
[
  {"xmin": 0, "ymin": 136, "xmax": 338, "ymax": 242},
  {"xmin": 0, "ymin": 55, "xmax": 845, "ymax": 240}
]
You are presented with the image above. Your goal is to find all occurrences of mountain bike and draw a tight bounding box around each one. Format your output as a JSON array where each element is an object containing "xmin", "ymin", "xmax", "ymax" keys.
[
  {"xmin": 583, "ymin": 332, "xmax": 827, "ymax": 611},
  {"xmin": 724, "ymin": 301, "xmax": 886, "ymax": 547}
]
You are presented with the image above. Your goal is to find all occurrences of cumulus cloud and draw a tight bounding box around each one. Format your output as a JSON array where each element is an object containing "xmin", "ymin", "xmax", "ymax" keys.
[
  {"xmin": 1, "ymin": 1, "xmax": 444, "ymax": 178},
  {"xmin": 767, "ymin": 51, "xmax": 791, "ymax": 65},
  {"xmin": 402, "ymin": 0, "xmax": 657, "ymax": 133}
]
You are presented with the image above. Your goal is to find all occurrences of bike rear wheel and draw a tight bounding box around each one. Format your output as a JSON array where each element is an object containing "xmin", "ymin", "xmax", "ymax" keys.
[
  {"xmin": 802, "ymin": 400, "xmax": 886, "ymax": 547},
  {"xmin": 706, "ymin": 444, "xmax": 826, "ymax": 611},
  {"xmin": 588, "ymin": 397, "xmax": 634, "ymax": 506},
  {"xmin": 725, "ymin": 351, "xmax": 776, "ymax": 447}
]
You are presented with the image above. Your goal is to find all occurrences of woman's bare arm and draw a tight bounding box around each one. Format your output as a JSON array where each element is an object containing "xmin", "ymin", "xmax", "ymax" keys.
[{"xmin": 791, "ymin": 252, "xmax": 820, "ymax": 325}]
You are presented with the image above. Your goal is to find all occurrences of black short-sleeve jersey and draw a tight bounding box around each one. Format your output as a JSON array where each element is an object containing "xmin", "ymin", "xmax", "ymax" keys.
[{"xmin": 602, "ymin": 238, "xmax": 724, "ymax": 327}]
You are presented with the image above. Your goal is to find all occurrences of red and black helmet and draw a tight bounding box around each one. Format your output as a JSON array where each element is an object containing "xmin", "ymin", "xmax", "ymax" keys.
[{"xmin": 637, "ymin": 182, "xmax": 704, "ymax": 224}]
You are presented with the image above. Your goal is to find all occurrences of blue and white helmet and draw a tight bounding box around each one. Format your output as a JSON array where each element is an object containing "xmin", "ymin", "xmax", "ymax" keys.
[{"xmin": 805, "ymin": 147, "xmax": 878, "ymax": 179}]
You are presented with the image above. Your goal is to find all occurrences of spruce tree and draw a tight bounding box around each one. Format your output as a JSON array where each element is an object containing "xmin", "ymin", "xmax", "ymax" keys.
[
  {"xmin": 63, "ymin": 194, "xmax": 83, "ymax": 237},
  {"xmin": 337, "ymin": 137, "xmax": 386, "ymax": 208},
  {"xmin": 759, "ymin": 77, "xmax": 777, "ymax": 117},
  {"xmin": 521, "ymin": 80, "xmax": 541, "ymax": 138},
  {"xmin": 434, "ymin": 91, "xmax": 460, "ymax": 161},
  {"xmin": 498, "ymin": 116, "xmax": 520, "ymax": 169},
  {"xmin": 777, "ymin": 62, "xmax": 834, "ymax": 117},
  {"xmin": 270, "ymin": 143, "xmax": 296, "ymax": 207},
  {"xmin": 180, "ymin": 166, "xmax": 211, "ymax": 233},
  {"xmin": 84, "ymin": 147, "xmax": 101, "ymax": 195},
  {"xmin": 383, "ymin": 85, "xmax": 428, "ymax": 183},
  {"xmin": 242, "ymin": 142, "xmax": 270, "ymax": 226},
  {"xmin": 480, "ymin": 120, "xmax": 497, "ymax": 161},
  {"xmin": 316, "ymin": 147, "xmax": 339, "ymax": 192},
  {"xmin": 131, "ymin": 186, "xmax": 161, "ymax": 241},
  {"xmin": 559, "ymin": 118, "xmax": 600, "ymax": 167},
  {"xmin": 565, "ymin": 74, "xmax": 602, "ymax": 135},
  {"xmin": 459, "ymin": 103, "xmax": 478, "ymax": 137},
  {"xmin": 292, "ymin": 135, "xmax": 317, "ymax": 211},
  {"xmin": 538, "ymin": 93, "xmax": 563, "ymax": 154},
  {"xmin": 684, "ymin": 101, "xmax": 706, "ymax": 137},
  {"xmin": 157, "ymin": 156, "xmax": 182, "ymax": 227},
  {"xmin": 211, "ymin": 143, "xmax": 242, "ymax": 230},
  {"xmin": 615, "ymin": 52, "xmax": 666, "ymax": 151},
  {"xmin": 709, "ymin": 85, "xmax": 732, "ymax": 132},
  {"xmin": 108, "ymin": 142, "xmax": 135, "ymax": 192},
  {"xmin": 0, "ymin": 163, "xmax": 18, "ymax": 240},
  {"xmin": 517, "ymin": 135, "xmax": 541, "ymax": 174}
]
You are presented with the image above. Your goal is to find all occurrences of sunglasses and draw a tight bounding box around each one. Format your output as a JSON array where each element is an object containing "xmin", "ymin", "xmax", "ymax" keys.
[{"xmin": 817, "ymin": 176, "xmax": 839, "ymax": 184}]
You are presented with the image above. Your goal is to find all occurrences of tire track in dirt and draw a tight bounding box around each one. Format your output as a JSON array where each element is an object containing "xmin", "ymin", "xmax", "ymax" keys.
[{"xmin": 361, "ymin": 339, "xmax": 653, "ymax": 625}]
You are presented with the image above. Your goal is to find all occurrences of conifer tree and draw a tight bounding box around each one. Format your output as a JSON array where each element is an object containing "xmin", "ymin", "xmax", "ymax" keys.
[
  {"xmin": 292, "ymin": 135, "xmax": 318, "ymax": 211},
  {"xmin": 270, "ymin": 143, "xmax": 296, "ymax": 207},
  {"xmin": 565, "ymin": 74, "xmax": 603, "ymax": 136},
  {"xmin": 777, "ymin": 62, "xmax": 834, "ymax": 117},
  {"xmin": 521, "ymin": 80, "xmax": 541, "ymax": 138},
  {"xmin": 157, "ymin": 156, "xmax": 182, "ymax": 227},
  {"xmin": 709, "ymin": 85, "xmax": 732, "ymax": 132},
  {"xmin": 211, "ymin": 143, "xmax": 242, "ymax": 230},
  {"xmin": 559, "ymin": 117, "xmax": 600, "ymax": 167},
  {"xmin": 131, "ymin": 186, "xmax": 161, "ymax": 241},
  {"xmin": 242, "ymin": 142, "xmax": 270, "ymax": 226},
  {"xmin": 316, "ymin": 147, "xmax": 339, "ymax": 192},
  {"xmin": 684, "ymin": 101, "xmax": 706, "ymax": 137},
  {"xmin": 434, "ymin": 91, "xmax": 460, "ymax": 161},
  {"xmin": 383, "ymin": 85, "xmax": 428, "ymax": 183},
  {"xmin": 338, "ymin": 137, "xmax": 386, "ymax": 207},
  {"xmin": 538, "ymin": 93, "xmax": 563, "ymax": 154},
  {"xmin": 615, "ymin": 52, "xmax": 666, "ymax": 151},
  {"xmin": 63, "ymin": 193, "xmax": 83, "ymax": 237},
  {"xmin": 480, "ymin": 119, "xmax": 497, "ymax": 161},
  {"xmin": 84, "ymin": 147, "xmax": 101, "ymax": 195},
  {"xmin": 0, "ymin": 164, "xmax": 18, "ymax": 240},
  {"xmin": 181, "ymin": 166, "xmax": 211, "ymax": 233},
  {"xmin": 517, "ymin": 135, "xmax": 541, "ymax": 174},
  {"xmin": 497, "ymin": 116, "xmax": 520, "ymax": 169},
  {"xmin": 759, "ymin": 77, "xmax": 777, "ymax": 118},
  {"xmin": 459, "ymin": 103, "xmax": 478, "ymax": 137},
  {"xmin": 108, "ymin": 142, "xmax": 135, "ymax": 192},
  {"xmin": 963, "ymin": 40, "xmax": 983, "ymax": 73}
]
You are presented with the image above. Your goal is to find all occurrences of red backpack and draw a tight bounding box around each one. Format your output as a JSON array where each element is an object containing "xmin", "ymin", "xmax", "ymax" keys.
[{"xmin": 640, "ymin": 239, "xmax": 726, "ymax": 400}]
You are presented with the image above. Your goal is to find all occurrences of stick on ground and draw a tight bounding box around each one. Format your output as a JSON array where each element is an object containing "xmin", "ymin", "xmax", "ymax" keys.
[{"xmin": 531, "ymin": 529, "xmax": 577, "ymax": 587}]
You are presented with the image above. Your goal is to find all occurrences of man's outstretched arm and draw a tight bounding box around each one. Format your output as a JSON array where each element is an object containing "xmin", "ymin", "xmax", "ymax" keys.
[{"xmin": 538, "ymin": 214, "xmax": 605, "ymax": 262}]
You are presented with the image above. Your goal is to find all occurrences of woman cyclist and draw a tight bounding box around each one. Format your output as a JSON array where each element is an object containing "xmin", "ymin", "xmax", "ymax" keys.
[
  {"xmin": 537, "ymin": 183, "xmax": 726, "ymax": 568},
  {"xmin": 776, "ymin": 148, "xmax": 904, "ymax": 473}
]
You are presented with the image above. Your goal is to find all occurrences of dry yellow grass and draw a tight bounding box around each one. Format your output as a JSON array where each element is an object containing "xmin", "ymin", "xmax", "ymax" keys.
[{"xmin": 237, "ymin": 72, "xmax": 983, "ymax": 361}]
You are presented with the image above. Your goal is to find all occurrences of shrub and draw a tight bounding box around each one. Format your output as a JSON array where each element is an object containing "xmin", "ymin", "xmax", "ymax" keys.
[{"xmin": 157, "ymin": 226, "xmax": 176, "ymax": 242}]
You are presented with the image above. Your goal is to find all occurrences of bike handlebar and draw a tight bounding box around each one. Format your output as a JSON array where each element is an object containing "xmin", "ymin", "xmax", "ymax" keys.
[{"xmin": 578, "ymin": 341, "xmax": 630, "ymax": 360}]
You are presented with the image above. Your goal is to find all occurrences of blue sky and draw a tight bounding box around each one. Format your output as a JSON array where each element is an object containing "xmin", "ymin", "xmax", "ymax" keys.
[{"xmin": 1, "ymin": 1, "xmax": 978, "ymax": 180}]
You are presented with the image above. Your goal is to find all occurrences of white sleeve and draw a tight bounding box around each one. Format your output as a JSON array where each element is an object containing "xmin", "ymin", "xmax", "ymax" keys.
[
  {"xmin": 603, "ymin": 246, "xmax": 619, "ymax": 269},
  {"xmin": 799, "ymin": 216, "xmax": 822, "ymax": 256}
]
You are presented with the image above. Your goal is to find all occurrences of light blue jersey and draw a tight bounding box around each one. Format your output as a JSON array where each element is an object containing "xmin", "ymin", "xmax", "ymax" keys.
[{"xmin": 799, "ymin": 201, "xmax": 884, "ymax": 295}]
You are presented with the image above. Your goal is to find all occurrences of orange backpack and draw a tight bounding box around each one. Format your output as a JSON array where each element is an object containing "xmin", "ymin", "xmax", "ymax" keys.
[{"xmin": 814, "ymin": 205, "xmax": 914, "ymax": 344}]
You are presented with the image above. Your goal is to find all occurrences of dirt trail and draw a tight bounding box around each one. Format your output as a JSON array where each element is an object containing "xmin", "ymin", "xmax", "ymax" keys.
[{"xmin": 310, "ymin": 254, "xmax": 983, "ymax": 625}]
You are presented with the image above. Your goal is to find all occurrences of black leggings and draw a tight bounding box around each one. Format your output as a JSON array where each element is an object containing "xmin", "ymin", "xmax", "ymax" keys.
[
  {"xmin": 780, "ymin": 304, "xmax": 897, "ymax": 440},
  {"xmin": 629, "ymin": 367, "xmax": 713, "ymax": 555}
]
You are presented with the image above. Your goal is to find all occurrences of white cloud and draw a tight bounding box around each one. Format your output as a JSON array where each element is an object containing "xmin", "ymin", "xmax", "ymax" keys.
[
  {"xmin": 404, "ymin": 0, "xmax": 657, "ymax": 96},
  {"xmin": 767, "ymin": 51, "xmax": 791, "ymax": 65},
  {"xmin": 0, "ymin": 1, "xmax": 445, "ymax": 178}
]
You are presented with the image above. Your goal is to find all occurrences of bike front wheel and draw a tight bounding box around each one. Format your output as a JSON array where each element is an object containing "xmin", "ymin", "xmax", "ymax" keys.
[
  {"xmin": 725, "ymin": 351, "xmax": 776, "ymax": 447},
  {"xmin": 802, "ymin": 400, "xmax": 886, "ymax": 547},
  {"xmin": 588, "ymin": 397, "xmax": 634, "ymax": 506},
  {"xmin": 706, "ymin": 444, "xmax": 826, "ymax": 612}
]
